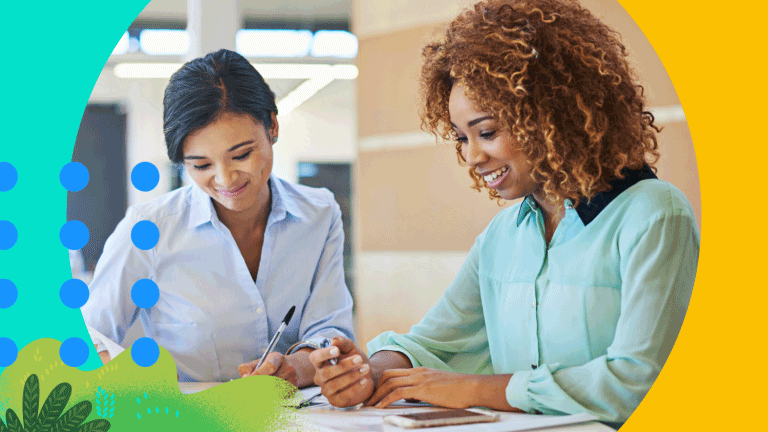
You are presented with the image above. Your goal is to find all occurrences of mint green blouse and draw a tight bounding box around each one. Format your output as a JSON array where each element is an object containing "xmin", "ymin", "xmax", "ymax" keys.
[{"xmin": 367, "ymin": 168, "xmax": 699, "ymax": 423}]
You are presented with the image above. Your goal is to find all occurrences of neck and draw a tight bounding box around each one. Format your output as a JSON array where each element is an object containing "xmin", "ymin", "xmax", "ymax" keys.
[
  {"xmin": 531, "ymin": 190, "xmax": 566, "ymax": 242},
  {"xmin": 214, "ymin": 182, "xmax": 271, "ymax": 235}
]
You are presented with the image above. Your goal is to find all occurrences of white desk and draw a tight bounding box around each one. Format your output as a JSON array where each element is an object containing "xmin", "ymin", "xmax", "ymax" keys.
[{"xmin": 179, "ymin": 383, "xmax": 615, "ymax": 432}]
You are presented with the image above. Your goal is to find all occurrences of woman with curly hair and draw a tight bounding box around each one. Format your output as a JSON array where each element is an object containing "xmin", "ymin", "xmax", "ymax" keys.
[{"xmin": 310, "ymin": 0, "xmax": 699, "ymax": 423}]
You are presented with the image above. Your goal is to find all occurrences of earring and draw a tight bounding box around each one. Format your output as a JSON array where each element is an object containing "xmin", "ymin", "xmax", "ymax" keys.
[{"xmin": 272, "ymin": 137, "xmax": 278, "ymax": 144}]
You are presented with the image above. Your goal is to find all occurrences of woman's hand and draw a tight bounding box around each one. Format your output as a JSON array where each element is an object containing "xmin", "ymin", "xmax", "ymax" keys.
[
  {"xmin": 366, "ymin": 368, "xmax": 521, "ymax": 411},
  {"xmin": 238, "ymin": 352, "xmax": 298, "ymax": 387},
  {"xmin": 309, "ymin": 337, "xmax": 374, "ymax": 407}
]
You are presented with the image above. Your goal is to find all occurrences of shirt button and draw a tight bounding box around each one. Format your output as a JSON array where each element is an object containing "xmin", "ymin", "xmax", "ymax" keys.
[
  {"xmin": 531, "ymin": 302, "xmax": 536, "ymax": 308},
  {"xmin": 256, "ymin": 307, "xmax": 264, "ymax": 314}
]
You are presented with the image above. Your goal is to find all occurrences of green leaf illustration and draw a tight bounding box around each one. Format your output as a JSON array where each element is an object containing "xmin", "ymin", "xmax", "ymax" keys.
[
  {"xmin": 22, "ymin": 374, "xmax": 40, "ymax": 431},
  {"xmin": 53, "ymin": 401, "xmax": 92, "ymax": 432},
  {"xmin": 0, "ymin": 415, "xmax": 8, "ymax": 432},
  {"xmin": 5, "ymin": 409, "xmax": 23, "ymax": 432},
  {"xmin": 38, "ymin": 383, "xmax": 71, "ymax": 432},
  {"xmin": 76, "ymin": 419, "xmax": 110, "ymax": 432}
]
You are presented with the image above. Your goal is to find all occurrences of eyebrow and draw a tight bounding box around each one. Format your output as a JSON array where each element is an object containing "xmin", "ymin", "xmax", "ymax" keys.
[
  {"xmin": 450, "ymin": 115, "xmax": 495, "ymax": 129},
  {"xmin": 183, "ymin": 141, "xmax": 254, "ymax": 160}
]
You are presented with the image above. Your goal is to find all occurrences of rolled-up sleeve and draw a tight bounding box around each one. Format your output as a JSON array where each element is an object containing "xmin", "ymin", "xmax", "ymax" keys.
[
  {"xmin": 367, "ymin": 231, "xmax": 494, "ymax": 375},
  {"xmin": 298, "ymin": 193, "xmax": 355, "ymax": 346},
  {"xmin": 506, "ymin": 211, "xmax": 699, "ymax": 422},
  {"xmin": 81, "ymin": 207, "xmax": 152, "ymax": 352}
]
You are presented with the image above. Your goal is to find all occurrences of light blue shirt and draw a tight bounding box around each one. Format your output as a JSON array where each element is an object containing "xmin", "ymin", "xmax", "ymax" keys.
[
  {"xmin": 368, "ymin": 170, "xmax": 699, "ymax": 424},
  {"xmin": 83, "ymin": 175, "xmax": 354, "ymax": 382}
]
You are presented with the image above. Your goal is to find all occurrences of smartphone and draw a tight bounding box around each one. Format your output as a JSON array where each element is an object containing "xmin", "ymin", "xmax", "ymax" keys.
[{"xmin": 383, "ymin": 408, "xmax": 500, "ymax": 428}]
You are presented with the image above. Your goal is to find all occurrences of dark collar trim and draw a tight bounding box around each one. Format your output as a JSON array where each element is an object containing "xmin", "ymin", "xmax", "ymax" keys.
[
  {"xmin": 574, "ymin": 164, "xmax": 657, "ymax": 225},
  {"xmin": 515, "ymin": 164, "xmax": 657, "ymax": 226}
]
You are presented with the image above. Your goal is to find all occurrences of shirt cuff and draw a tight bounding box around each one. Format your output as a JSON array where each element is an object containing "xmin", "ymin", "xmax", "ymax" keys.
[
  {"xmin": 506, "ymin": 370, "xmax": 537, "ymax": 413},
  {"xmin": 367, "ymin": 344, "xmax": 423, "ymax": 369}
]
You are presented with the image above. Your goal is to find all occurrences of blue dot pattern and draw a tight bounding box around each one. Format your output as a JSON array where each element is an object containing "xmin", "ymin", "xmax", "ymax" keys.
[
  {"xmin": 131, "ymin": 337, "xmax": 159, "ymax": 367},
  {"xmin": 60, "ymin": 279, "xmax": 89, "ymax": 309},
  {"xmin": 60, "ymin": 337, "xmax": 89, "ymax": 367},
  {"xmin": 131, "ymin": 220, "xmax": 159, "ymax": 250},
  {"xmin": 0, "ymin": 279, "xmax": 18, "ymax": 309},
  {"xmin": 60, "ymin": 220, "xmax": 90, "ymax": 250},
  {"xmin": 0, "ymin": 220, "xmax": 18, "ymax": 250},
  {"xmin": 131, "ymin": 162, "xmax": 160, "ymax": 192},
  {"xmin": 0, "ymin": 338, "xmax": 18, "ymax": 367},
  {"xmin": 59, "ymin": 162, "xmax": 90, "ymax": 192},
  {"xmin": 131, "ymin": 279, "xmax": 159, "ymax": 309},
  {"xmin": 0, "ymin": 162, "xmax": 18, "ymax": 192}
]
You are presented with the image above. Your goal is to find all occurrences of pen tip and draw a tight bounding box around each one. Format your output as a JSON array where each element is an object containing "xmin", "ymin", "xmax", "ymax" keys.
[{"xmin": 283, "ymin": 305, "xmax": 296, "ymax": 325}]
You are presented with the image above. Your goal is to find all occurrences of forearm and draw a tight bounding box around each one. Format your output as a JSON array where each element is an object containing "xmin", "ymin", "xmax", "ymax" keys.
[
  {"xmin": 95, "ymin": 344, "xmax": 111, "ymax": 365},
  {"xmin": 471, "ymin": 374, "xmax": 521, "ymax": 412},
  {"xmin": 369, "ymin": 350, "xmax": 413, "ymax": 385},
  {"xmin": 287, "ymin": 348, "xmax": 316, "ymax": 388}
]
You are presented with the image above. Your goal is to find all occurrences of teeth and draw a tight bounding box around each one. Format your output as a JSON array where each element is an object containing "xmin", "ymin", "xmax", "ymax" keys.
[{"xmin": 483, "ymin": 166, "xmax": 509, "ymax": 183}]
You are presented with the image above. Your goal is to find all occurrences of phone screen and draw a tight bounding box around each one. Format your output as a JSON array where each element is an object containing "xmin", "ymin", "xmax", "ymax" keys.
[{"xmin": 397, "ymin": 409, "xmax": 489, "ymax": 421}]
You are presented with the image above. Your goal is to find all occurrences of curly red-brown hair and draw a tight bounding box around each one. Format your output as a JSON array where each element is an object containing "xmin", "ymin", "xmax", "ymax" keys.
[{"xmin": 420, "ymin": 0, "xmax": 660, "ymax": 204}]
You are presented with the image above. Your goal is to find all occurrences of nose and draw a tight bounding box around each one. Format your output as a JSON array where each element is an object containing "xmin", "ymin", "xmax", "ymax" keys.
[
  {"xmin": 463, "ymin": 137, "xmax": 488, "ymax": 168},
  {"xmin": 214, "ymin": 164, "xmax": 237, "ymax": 189}
]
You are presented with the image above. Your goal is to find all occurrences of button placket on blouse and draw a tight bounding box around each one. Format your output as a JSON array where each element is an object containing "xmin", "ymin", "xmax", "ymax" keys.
[{"xmin": 529, "ymin": 208, "xmax": 547, "ymax": 369}]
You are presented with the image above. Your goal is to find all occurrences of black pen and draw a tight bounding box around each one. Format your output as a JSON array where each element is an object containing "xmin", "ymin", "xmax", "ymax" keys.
[{"xmin": 255, "ymin": 305, "xmax": 296, "ymax": 370}]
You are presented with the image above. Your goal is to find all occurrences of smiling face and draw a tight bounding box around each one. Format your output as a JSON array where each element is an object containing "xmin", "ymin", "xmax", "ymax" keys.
[
  {"xmin": 448, "ymin": 83, "xmax": 539, "ymax": 201},
  {"xmin": 182, "ymin": 111, "xmax": 277, "ymax": 218}
]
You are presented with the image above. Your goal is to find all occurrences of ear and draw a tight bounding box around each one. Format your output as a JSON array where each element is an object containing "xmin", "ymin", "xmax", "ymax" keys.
[{"xmin": 270, "ymin": 112, "xmax": 279, "ymax": 145}]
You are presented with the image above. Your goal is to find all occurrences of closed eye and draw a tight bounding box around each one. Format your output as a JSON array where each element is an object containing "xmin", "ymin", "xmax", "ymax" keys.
[
  {"xmin": 193, "ymin": 163, "xmax": 211, "ymax": 170},
  {"xmin": 480, "ymin": 131, "xmax": 496, "ymax": 140},
  {"xmin": 233, "ymin": 150, "xmax": 252, "ymax": 161}
]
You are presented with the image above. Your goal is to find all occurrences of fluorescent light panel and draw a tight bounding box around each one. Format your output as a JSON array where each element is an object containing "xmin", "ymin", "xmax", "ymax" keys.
[
  {"xmin": 310, "ymin": 31, "xmax": 358, "ymax": 58},
  {"xmin": 140, "ymin": 30, "xmax": 190, "ymax": 55},
  {"xmin": 113, "ymin": 63, "xmax": 358, "ymax": 80},
  {"xmin": 236, "ymin": 30, "xmax": 313, "ymax": 57}
]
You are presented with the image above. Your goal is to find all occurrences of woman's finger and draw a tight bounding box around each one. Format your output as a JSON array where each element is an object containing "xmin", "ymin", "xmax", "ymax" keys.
[
  {"xmin": 316, "ymin": 354, "xmax": 365, "ymax": 383},
  {"xmin": 366, "ymin": 374, "xmax": 420, "ymax": 406},
  {"xmin": 250, "ymin": 352, "xmax": 283, "ymax": 376},
  {"xmin": 375, "ymin": 386, "xmax": 416, "ymax": 408},
  {"xmin": 238, "ymin": 360, "xmax": 259, "ymax": 378},
  {"xmin": 308, "ymin": 346, "xmax": 341, "ymax": 368},
  {"xmin": 323, "ymin": 363, "xmax": 370, "ymax": 397},
  {"xmin": 376, "ymin": 367, "xmax": 421, "ymax": 388}
]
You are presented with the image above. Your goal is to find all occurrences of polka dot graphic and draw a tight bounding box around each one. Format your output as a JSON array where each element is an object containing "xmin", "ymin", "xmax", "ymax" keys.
[
  {"xmin": 0, "ymin": 220, "xmax": 18, "ymax": 250},
  {"xmin": 60, "ymin": 337, "xmax": 89, "ymax": 367},
  {"xmin": 131, "ymin": 279, "xmax": 159, "ymax": 309},
  {"xmin": 60, "ymin": 279, "xmax": 89, "ymax": 308},
  {"xmin": 132, "ymin": 337, "xmax": 159, "ymax": 367},
  {"xmin": 60, "ymin": 220, "xmax": 89, "ymax": 250},
  {"xmin": 59, "ymin": 162, "xmax": 89, "ymax": 192},
  {"xmin": 0, "ymin": 161, "xmax": 18, "ymax": 192},
  {"xmin": 0, "ymin": 337, "xmax": 18, "ymax": 367},
  {"xmin": 0, "ymin": 279, "xmax": 18, "ymax": 309},
  {"xmin": 131, "ymin": 162, "xmax": 160, "ymax": 192},
  {"xmin": 131, "ymin": 221, "xmax": 159, "ymax": 250}
]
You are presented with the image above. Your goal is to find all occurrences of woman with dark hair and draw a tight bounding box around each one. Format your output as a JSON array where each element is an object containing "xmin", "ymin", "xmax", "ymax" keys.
[
  {"xmin": 310, "ymin": 0, "xmax": 698, "ymax": 425},
  {"xmin": 82, "ymin": 49, "xmax": 354, "ymax": 386}
]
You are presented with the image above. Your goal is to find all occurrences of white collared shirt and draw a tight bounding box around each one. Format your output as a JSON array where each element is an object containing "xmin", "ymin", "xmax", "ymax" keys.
[{"xmin": 82, "ymin": 175, "xmax": 354, "ymax": 381}]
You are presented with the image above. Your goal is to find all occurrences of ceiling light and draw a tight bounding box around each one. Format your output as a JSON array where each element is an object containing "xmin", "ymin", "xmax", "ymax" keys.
[
  {"xmin": 112, "ymin": 32, "xmax": 129, "ymax": 56},
  {"xmin": 139, "ymin": 30, "xmax": 189, "ymax": 55},
  {"xmin": 236, "ymin": 30, "xmax": 313, "ymax": 57},
  {"xmin": 311, "ymin": 31, "xmax": 358, "ymax": 58}
]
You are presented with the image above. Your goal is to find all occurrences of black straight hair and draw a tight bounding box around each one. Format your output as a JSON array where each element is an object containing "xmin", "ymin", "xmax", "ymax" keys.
[{"xmin": 163, "ymin": 49, "xmax": 278, "ymax": 164}]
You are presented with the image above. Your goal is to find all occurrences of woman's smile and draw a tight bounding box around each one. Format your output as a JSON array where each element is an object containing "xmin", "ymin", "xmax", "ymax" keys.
[{"xmin": 218, "ymin": 181, "xmax": 249, "ymax": 198}]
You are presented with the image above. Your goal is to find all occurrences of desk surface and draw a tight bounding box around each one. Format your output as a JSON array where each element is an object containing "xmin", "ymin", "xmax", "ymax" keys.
[{"xmin": 178, "ymin": 383, "xmax": 615, "ymax": 432}]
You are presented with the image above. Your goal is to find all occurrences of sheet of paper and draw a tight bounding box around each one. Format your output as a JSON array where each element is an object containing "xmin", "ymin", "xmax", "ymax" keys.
[{"xmin": 85, "ymin": 323, "xmax": 125, "ymax": 358}]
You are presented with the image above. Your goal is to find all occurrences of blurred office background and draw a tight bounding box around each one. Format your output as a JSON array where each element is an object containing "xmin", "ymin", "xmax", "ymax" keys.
[{"xmin": 69, "ymin": 0, "xmax": 701, "ymax": 350}]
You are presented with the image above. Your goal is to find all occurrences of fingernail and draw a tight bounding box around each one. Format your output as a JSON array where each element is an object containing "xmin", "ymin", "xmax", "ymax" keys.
[
  {"xmin": 352, "ymin": 355, "xmax": 362, "ymax": 364},
  {"xmin": 330, "ymin": 347, "xmax": 340, "ymax": 357},
  {"xmin": 360, "ymin": 364, "xmax": 370, "ymax": 374},
  {"xmin": 360, "ymin": 378, "xmax": 368, "ymax": 386}
]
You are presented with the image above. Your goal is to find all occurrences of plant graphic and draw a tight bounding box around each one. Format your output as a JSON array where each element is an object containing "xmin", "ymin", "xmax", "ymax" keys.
[
  {"xmin": 135, "ymin": 392, "xmax": 179, "ymax": 421},
  {"xmin": 0, "ymin": 374, "xmax": 111, "ymax": 432},
  {"xmin": 93, "ymin": 387, "xmax": 114, "ymax": 419}
]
